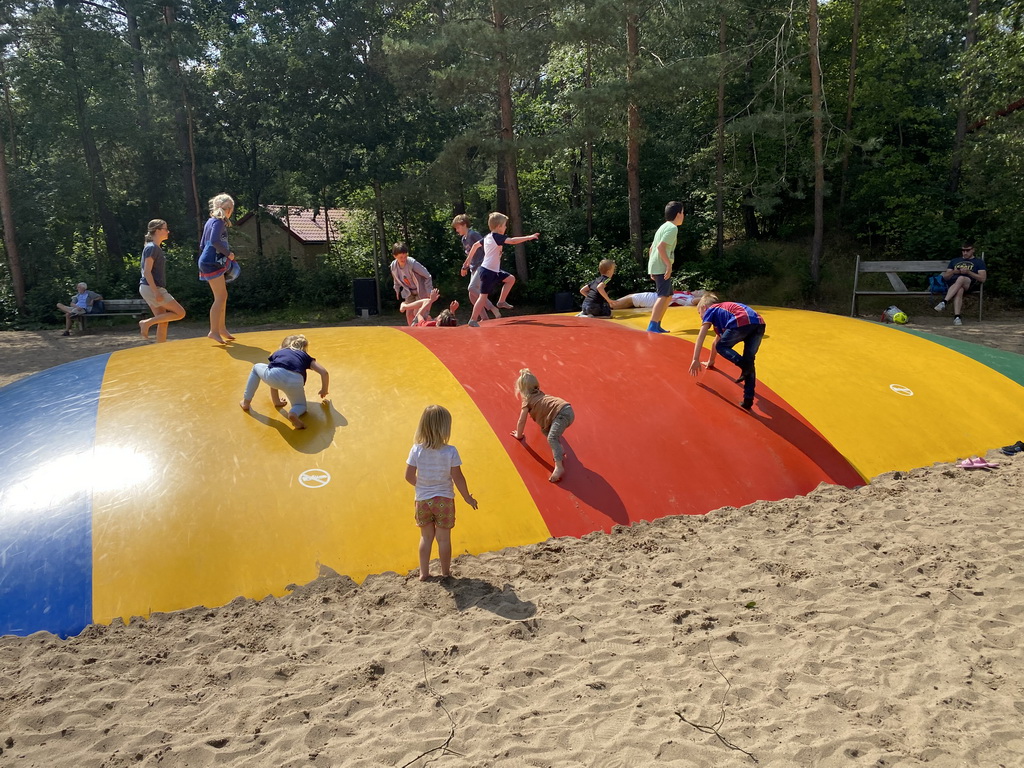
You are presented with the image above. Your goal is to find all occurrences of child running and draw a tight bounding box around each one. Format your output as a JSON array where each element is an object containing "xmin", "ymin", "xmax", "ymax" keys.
[
  {"xmin": 452, "ymin": 214, "xmax": 500, "ymax": 320},
  {"xmin": 511, "ymin": 368, "xmax": 575, "ymax": 483},
  {"xmin": 468, "ymin": 212, "xmax": 540, "ymax": 327},
  {"xmin": 578, "ymin": 259, "xmax": 617, "ymax": 317},
  {"xmin": 240, "ymin": 334, "xmax": 330, "ymax": 429},
  {"xmin": 688, "ymin": 293, "xmax": 766, "ymax": 411},
  {"xmin": 406, "ymin": 405, "xmax": 478, "ymax": 581}
]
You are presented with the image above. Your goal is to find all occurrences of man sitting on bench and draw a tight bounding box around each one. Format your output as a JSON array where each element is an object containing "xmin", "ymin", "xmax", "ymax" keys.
[
  {"xmin": 56, "ymin": 282, "xmax": 103, "ymax": 336},
  {"xmin": 935, "ymin": 241, "xmax": 986, "ymax": 327}
]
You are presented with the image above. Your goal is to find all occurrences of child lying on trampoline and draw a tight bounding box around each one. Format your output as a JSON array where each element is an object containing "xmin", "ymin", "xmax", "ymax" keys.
[{"xmin": 400, "ymin": 289, "xmax": 460, "ymax": 327}]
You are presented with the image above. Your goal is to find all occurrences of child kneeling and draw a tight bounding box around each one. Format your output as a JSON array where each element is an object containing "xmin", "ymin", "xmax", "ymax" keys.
[{"xmin": 240, "ymin": 334, "xmax": 329, "ymax": 429}]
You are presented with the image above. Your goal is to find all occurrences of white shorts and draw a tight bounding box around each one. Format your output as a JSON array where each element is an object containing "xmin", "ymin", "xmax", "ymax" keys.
[{"xmin": 140, "ymin": 285, "xmax": 176, "ymax": 308}]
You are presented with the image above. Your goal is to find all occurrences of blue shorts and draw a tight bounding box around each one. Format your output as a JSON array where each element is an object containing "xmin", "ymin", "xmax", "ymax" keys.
[
  {"xmin": 198, "ymin": 244, "xmax": 228, "ymax": 282},
  {"xmin": 651, "ymin": 273, "xmax": 673, "ymax": 297},
  {"xmin": 478, "ymin": 267, "xmax": 512, "ymax": 295}
]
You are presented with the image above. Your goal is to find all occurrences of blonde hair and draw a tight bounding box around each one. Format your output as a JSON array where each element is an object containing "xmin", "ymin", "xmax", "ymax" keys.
[
  {"xmin": 414, "ymin": 405, "xmax": 452, "ymax": 450},
  {"xmin": 451, "ymin": 214, "xmax": 471, "ymax": 229},
  {"xmin": 145, "ymin": 219, "xmax": 167, "ymax": 243},
  {"xmin": 487, "ymin": 212, "xmax": 509, "ymax": 230},
  {"xmin": 515, "ymin": 368, "xmax": 540, "ymax": 400},
  {"xmin": 208, "ymin": 193, "xmax": 235, "ymax": 223},
  {"xmin": 280, "ymin": 334, "xmax": 309, "ymax": 351},
  {"xmin": 598, "ymin": 258, "xmax": 616, "ymax": 275},
  {"xmin": 696, "ymin": 292, "xmax": 720, "ymax": 317}
]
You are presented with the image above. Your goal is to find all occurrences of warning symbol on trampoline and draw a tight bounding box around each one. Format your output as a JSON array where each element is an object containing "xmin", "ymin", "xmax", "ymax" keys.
[
  {"xmin": 299, "ymin": 469, "xmax": 331, "ymax": 488},
  {"xmin": 889, "ymin": 384, "xmax": 914, "ymax": 397}
]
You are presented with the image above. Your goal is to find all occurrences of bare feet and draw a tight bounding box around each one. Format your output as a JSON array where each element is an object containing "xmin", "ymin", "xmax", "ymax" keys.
[
  {"xmin": 207, "ymin": 331, "xmax": 226, "ymax": 344},
  {"xmin": 418, "ymin": 573, "xmax": 431, "ymax": 582},
  {"xmin": 287, "ymin": 412, "xmax": 306, "ymax": 430},
  {"xmin": 490, "ymin": 307, "xmax": 502, "ymax": 319},
  {"xmin": 497, "ymin": 301, "xmax": 514, "ymax": 309},
  {"xmin": 139, "ymin": 320, "xmax": 150, "ymax": 340},
  {"xmin": 549, "ymin": 464, "xmax": 565, "ymax": 483},
  {"xmin": 271, "ymin": 399, "xmax": 288, "ymax": 408},
  {"xmin": 223, "ymin": 332, "xmax": 236, "ymax": 341},
  {"xmin": 239, "ymin": 400, "xmax": 251, "ymax": 412}
]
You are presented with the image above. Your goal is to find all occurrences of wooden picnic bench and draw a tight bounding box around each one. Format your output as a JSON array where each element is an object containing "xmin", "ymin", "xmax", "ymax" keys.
[
  {"xmin": 850, "ymin": 256, "xmax": 984, "ymax": 321},
  {"xmin": 75, "ymin": 298, "xmax": 151, "ymax": 332}
]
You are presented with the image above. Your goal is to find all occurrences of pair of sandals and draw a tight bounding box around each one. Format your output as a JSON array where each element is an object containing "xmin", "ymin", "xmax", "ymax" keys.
[
  {"xmin": 999, "ymin": 440, "xmax": 1024, "ymax": 456},
  {"xmin": 957, "ymin": 457, "xmax": 1000, "ymax": 469}
]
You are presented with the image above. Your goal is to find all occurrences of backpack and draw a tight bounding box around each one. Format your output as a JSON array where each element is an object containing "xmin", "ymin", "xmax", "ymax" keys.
[{"xmin": 928, "ymin": 274, "xmax": 946, "ymax": 294}]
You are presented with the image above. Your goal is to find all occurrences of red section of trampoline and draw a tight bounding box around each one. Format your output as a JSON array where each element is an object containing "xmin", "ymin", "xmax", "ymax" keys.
[{"xmin": 404, "ymin": 316, "xmax": 862, "ymax": 539}]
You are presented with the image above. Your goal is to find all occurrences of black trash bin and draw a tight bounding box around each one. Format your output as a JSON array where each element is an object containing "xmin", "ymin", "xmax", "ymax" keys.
[
  {"xmin": 353, "ymin": 278, "xmax": 379, "ymax": 316},
  {"xmin": 553, "ymin": 291, "xmax": 575, "ymax": 312}
]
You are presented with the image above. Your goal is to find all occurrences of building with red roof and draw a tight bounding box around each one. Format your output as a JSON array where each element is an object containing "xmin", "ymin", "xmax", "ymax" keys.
[{"xmin": 235, "ymin": 205, "xmax": 352, "ymax": 268}]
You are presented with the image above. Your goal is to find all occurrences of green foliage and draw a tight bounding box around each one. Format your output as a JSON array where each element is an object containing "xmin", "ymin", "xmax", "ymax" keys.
[{"xmin": 2, "ymin": 0, "xmax": 1023, "ymax": 321}]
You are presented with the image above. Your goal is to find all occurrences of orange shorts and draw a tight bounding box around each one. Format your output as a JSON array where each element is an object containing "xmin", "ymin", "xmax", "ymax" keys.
[{"xmin": 415, "ymin": 496, "xmax": 456, "ymax": 529}]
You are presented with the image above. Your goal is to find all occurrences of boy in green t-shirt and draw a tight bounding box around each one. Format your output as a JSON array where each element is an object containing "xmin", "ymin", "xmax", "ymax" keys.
[{"xmin": 646, "ymin": 201, "xmax": 685, "ymax": 333}]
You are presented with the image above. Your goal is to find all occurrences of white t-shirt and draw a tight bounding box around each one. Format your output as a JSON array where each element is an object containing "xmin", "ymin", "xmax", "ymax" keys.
[
  {"xmin": 481, "ymin": 232, "xmax": 508, "ymax": 272},
  {"xmin": 407, "ymin": 443, "xmax": 462, "ymax": 501},
  {"xmin": 629, "ymin": 291, "xmax": 699, "ymax": 308}
]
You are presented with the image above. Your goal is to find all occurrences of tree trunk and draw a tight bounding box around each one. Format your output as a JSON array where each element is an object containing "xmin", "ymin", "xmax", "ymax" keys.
[
  {"xmin": 372, "ymin": 179, "xmax": 386, "ymax": 313},
  {"xmin": 585, "ymin": 40, "xmax": 594, "ymax": 240},
  {"xmin": 0, "ymin": 127, "xmax": 24, "ymax": 314},
  {"xmin": 808, "ymin": 0, "xmax": 824, "ymax": 287},
  {"xmin": 163, "ymin": 5, "xmax": 201, "ymax": 244},
  {"xmin": 626, "ymin": 7, "xmax": 643, "ymax": 264},
  {"xmin": 493, "ymin": 1, "xmax": 527, "ymax": 280},
  {"xmin": 950, "ymin": 0, "xmax": 979, "ymax": 196},
  {"xmin": 124, "ymin": 1, "xmax": 161, "ymax": 218},
  {"xmin": 55, "ymin": 5, "xmax": 124, "ymax": 274},
  {"xmin": 715, "ymin": 14, "xmax": 726, "ymax": 259},
  {"xmin": 838, "ymin": 0, "xmax": 860, "ymax": 218}
]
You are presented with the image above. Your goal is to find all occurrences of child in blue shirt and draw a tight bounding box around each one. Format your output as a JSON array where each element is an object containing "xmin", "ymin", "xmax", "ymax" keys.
[{"xmin": 240, "ymin": 334, "xmax": 330, "ymax": 429}]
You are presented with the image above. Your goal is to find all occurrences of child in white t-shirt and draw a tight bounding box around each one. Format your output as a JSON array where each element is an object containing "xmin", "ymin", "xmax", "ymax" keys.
[{"xmin": 406, "ymin": 405, "xmax": 478, "ymax": 580}]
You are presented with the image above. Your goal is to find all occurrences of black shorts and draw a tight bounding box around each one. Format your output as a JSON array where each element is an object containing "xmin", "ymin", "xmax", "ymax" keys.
[
  {"xmin": 651, "ymin": 273, "xmax": 673, "ymax": 298},
  {"xmin": 478, "ymin": 267, "xmax": 512, "ymax": 295}
]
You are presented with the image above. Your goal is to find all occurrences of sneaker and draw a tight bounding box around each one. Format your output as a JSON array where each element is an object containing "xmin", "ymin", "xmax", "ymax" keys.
[
  {"xmin": 953, "ymin": 316, "xmax": 962, "ymax": 326},
  {"xmin": 468, "ymin": 319, "xmax": 480, "ymax": 327},
  {"xmin": 740, "ymin": 399, "xmax": 754, "ymax": 411},
  {"xmin": 934, "ymin": 301, "xmax": 946, "ymax": 312}
]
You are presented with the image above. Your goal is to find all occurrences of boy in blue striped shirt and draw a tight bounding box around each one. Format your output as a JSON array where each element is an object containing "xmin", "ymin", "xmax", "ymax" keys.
[{"xmin": 688, "ymin": 293, "xmax": 767, "ymax": 411}]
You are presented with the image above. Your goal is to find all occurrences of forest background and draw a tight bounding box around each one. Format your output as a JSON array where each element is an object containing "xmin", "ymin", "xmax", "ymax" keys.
[{"xmin": 0, "ymin": 0, "xmax": 1021, "ymax": 326}]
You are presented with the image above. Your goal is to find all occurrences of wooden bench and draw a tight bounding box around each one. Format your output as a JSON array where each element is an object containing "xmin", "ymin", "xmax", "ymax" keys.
[
  {"xmin": 75, "ymin": 299, "xmax": 151, "ymax": 332},
  {"xmin": 850, "ymin": 256, "xmax": 984, "ymax": 321}
]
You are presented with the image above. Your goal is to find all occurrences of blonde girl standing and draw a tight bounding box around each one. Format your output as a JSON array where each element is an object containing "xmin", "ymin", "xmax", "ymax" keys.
[
  {"xmin": 198, "ymin": 193, "xmax": 237, "ymax": 343},
  {"xmin": 406, "ymin": 405, "xmax": 477, "ymax": 581},
  {"xmin": 511, "ymin": 368, "xmax": 575, "ymax": 483}
]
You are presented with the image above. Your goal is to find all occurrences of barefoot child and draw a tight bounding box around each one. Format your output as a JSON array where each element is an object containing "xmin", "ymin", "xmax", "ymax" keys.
[
  {"xmin": 139, "ymin": 219, "xmax": 186, "ymax": 342},
  {"xmin": 240, "ymin": 334, "xmax": 329, "ymax": 429},
  {"xmin": 467, "ymin": 212, "xmax": 539, "ymax": 326},
  {"xmin": 511, "ymin": 368, "xmax": 575, "ymax": 482},
  {"xmin": 406, "ymin": 405, "xmax": 478, "ymax": 581},
  {"xmin": 688, "ymin": 293, "xmax": 766, "ymax": 411}
]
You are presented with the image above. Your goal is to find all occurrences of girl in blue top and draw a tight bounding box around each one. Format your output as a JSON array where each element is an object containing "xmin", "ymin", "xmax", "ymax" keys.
[
  {"xmin": 240, "ymin": 334, "xmax": 330, "ymax": 430},
  {"xmin": 198, "ymin": 193, "xmax": 237, "ymax": 344},
  {"xmin": 689, "ymin": 293, "xmax": 766, "ymax": 411}
]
